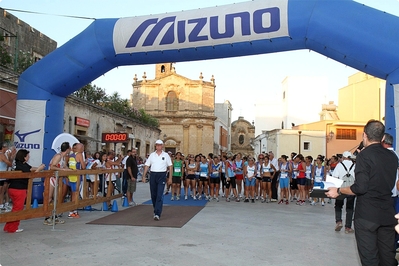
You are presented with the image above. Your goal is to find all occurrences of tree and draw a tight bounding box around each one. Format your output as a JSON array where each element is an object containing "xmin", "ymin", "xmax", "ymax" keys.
[
  {"xmin": 74, "ymin": 84, "xmax": 159, "ymax": 127},
  {"xmin": 0, "ymin": 37, "xmax": 12, "ymax": 68},
  {"xmin": 15, "ymin": 50, "xmax": 34, "ymax": 73},
  {"xmin": 73, "ymin": 84, "xmax": 107, "ymax": 105}
]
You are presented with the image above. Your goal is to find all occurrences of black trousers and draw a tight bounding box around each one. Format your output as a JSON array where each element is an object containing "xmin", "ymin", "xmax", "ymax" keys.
[
  {"xmin": 335, "ymin": 195, "xmax": 356, "ymax": 228},
  {"xmin": 354, "ymin": 217, "xmax": 397, "ymax": 266},
  {"xmin": 271, "ymin": 171, "xmax": 280, "ymax": 199}
]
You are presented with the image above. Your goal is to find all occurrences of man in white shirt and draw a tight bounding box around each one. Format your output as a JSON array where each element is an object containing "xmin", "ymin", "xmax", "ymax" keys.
[
  {"xmin": 331, "ymin": 151, "xmax": 356, "ymax": 233},
  {"xmin": 142, "ymin": 140, "xmax": 172, "ymax": 221}
]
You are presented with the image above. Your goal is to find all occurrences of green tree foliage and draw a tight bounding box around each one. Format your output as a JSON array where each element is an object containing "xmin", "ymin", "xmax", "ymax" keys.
[
  {"xmin": 73, "ymin": 84, "xmax": 107, "ymax": 105},
  {"xmin": 74, "ymin": 83, "xmax": 159, "ymax": 127},
  {"xmin": 0, "ymin": 37, "xmax": 12, "ymax": 68},
  {"xmin": 0, "ymin": 37, "xmax": 34, "ymax": 73},
  {"xmin": 15, "ymin": 50, "xmax": 34, "ymax": 73}
]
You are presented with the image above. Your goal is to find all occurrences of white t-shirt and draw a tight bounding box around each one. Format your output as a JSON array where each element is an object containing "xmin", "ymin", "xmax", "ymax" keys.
[
  {"xmin": 270, "ymin": 157, "xmax": 279, "ymax": 171},
  {"xmin": 122, "ymin": 155, "xmax": 129, "ymax": 169},
  {"xmin": 332, "ymin": 160, "xmax": 355, "ymax": 180},
  {"xmin": 145, "ymin": 151, "xmax": 172, "ymax": 172}
]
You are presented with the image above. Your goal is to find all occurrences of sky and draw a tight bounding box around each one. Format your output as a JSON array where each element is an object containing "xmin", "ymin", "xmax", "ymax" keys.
[{"xmin": 1, "ymin": 0, "xmax": 399, "ymax": 123}]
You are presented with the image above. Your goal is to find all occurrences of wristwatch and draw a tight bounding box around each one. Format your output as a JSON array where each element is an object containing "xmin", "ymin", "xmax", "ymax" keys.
[{"xmin": 337, "ymin": 188, "xmax": 342, "ymax": 195}]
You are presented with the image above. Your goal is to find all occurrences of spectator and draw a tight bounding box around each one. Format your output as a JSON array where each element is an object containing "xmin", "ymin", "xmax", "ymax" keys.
[
  {"xmin": 327, "ymin": 120, "xmax": 398, "ymax": 265},
  {"xmin": 3, "ymin": 149, "xmax": 45, "ymax": 233}
]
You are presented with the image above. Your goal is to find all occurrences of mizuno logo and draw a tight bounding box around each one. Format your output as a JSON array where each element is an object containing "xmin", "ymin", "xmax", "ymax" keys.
[
  {"xmin": 125, "ymin": 7, "xmax": 281, "ymax": 48},
  {"xmin": 15, "ymin": 129, "xmax": 41, "ymax": 142}
]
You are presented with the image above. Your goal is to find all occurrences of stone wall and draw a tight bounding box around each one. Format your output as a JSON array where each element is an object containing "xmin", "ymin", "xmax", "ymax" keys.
[
  {"xmin": 0, "ymin": 9, "xmax": 57, "ymax": 59},
  {"xmin": 65, "ymin": 96, "xmax": 160, "ymax": 159}
]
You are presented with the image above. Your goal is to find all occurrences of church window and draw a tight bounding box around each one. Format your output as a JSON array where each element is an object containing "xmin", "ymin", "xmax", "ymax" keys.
[
  {"xmin": 239, "ymin": 135, "xmax": 244, "ymax": 145},
  {"xmin": 166, "ymin": 91, "xmax": 179, "ymax": 111}
]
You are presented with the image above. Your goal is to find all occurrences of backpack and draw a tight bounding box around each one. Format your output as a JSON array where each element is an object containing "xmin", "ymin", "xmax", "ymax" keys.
[{"xmin": 340, "ymin": 162, "xmax": 355, "ymax": 187}]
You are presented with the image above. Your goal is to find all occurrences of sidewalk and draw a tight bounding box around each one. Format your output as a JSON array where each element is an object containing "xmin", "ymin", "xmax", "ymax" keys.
[{"xmin": 1, "ymin": 182, "xmax": 366, "ymax": 265}]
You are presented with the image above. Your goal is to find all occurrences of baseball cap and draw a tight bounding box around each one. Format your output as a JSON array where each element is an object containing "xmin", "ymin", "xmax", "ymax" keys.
[
  {"xmin": 155, "ymin": 139, "xmax": 164, "ymax": 145},
  {"xmin": 226, "ymin": 151, "xmax": 234, "ymax": 158},
  {"xmin": 342, "ymin": 151, "xmax": 353, "ymax": 158}
]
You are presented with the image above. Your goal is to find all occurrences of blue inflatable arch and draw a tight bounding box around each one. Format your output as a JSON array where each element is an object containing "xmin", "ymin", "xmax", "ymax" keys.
[{"xmin": 16, "ymin": 0, "xmax": 399, "ymax": 165}]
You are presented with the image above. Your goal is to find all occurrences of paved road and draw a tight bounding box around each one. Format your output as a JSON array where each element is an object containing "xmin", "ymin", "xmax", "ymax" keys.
[{"xmin": 0, "ymin": 182, "xmax": 385, "ymax": 266}]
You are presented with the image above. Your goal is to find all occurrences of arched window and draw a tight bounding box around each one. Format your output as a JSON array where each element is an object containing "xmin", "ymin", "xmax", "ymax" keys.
[
  {"xmin": 161, "ymin": 65, "xmax": 165, "ymax": 73},
  {"xmin": 239, "ymin": 134, "xmax": 245, "ymax": 145},
  {"xmin": 166, "ymin": 91, "xmax": 178, "ymax": 111}
]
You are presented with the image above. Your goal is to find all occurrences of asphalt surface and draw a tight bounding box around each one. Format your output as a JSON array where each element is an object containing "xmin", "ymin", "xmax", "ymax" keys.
[{"xmin": 0, "ymin": 182, "xmax": 391, "ymax": 266}]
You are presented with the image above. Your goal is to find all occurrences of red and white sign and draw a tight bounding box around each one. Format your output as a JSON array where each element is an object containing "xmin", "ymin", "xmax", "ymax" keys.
[{"xmin": 75, "ymin": 117, "xmax": 90, "ymax": 127}]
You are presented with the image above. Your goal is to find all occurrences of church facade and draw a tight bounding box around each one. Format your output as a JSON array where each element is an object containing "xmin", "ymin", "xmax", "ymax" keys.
[{"xmin": 130, "ymin": 63, "xmax": 217, "ymax": 156}]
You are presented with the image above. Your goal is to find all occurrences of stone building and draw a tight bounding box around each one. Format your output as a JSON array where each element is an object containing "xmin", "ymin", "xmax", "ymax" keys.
[
  {"xmin": 131, "ymin": 63, "xmax": 216, "ymax": 155},
  {"xmin": 231, "ymin": 116, "xmax": 255, "ymax": 156},
  {"xmin": 0, "ymin": 8, "xmax": 57, "ymax": 144},
  {"xmin": 0, "ymin": 8, "xmax": 57, "ymax": 64},
  {"xmin": 64, "ymin": 96, "xmax": 160, "ymax": 159}
]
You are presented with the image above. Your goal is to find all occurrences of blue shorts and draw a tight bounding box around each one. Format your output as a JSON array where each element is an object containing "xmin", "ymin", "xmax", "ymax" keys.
[
  {"xmin": 245, "ymin": 178, "xmax": 256, "ymax": 187},
  {"xmin": 69, "ymin": 182, "xmax": 77, "ymax": 192},
  {"xmin": 279, "ymin": 178, "xmax": 289, "ymax": 188}
]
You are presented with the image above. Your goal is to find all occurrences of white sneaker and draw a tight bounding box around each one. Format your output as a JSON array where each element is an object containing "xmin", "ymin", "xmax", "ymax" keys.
[
  {"xmin": 15, "ymin": 228, "xmax": 24, "ymax": 233},
  {"xmin": 321, "ymin": 202, "xmax": 325, "ymax": 206},
  {"xmin": 185, "ymin": 196, "xmax": 188, "ymax": 200},
  {"xmin": 310, "ymin": 201, "xmax": 316, "ymax": 206},
  {"xmin": 171, "ymin": 196, "xmax": 174, "ymax": 201}
]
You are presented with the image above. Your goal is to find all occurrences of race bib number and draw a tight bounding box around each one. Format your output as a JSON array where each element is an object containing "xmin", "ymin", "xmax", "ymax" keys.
[
  {"xmin": 200, "ymin": 172, "xmax": 207, "ymax": 177},
  {"xmin": 174, "ymin": 167, "xmax": 181, "ymax": 173}
]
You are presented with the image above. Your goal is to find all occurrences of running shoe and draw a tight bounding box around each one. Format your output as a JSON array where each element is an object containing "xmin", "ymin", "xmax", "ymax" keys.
[
  {"xmin": 68, "ymin": 213, "xmax": 80, "ymax": 219},
  {"xmin": 244, "ymin": 198, "xmax": 249, "ymax": 203},
  {"xmin": 55, "ymin": 218, "xmax": 65, "ymax": 224},
  {"xmin": 335, "ymin": 222, "xmax": 343, "ymax": 231},
  {"xmin": 278, "ymin": 199, "xmax": 284, "ymax": 204},
  {"xmin": 43, "ymin": 218, "xmax": 53, "ymax": 226}
]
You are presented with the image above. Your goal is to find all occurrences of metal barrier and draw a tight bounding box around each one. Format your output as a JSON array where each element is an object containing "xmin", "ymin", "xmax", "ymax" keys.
[{"xmin": 0, "ymin": 168, "xmax": 123, "ymax": 224}]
